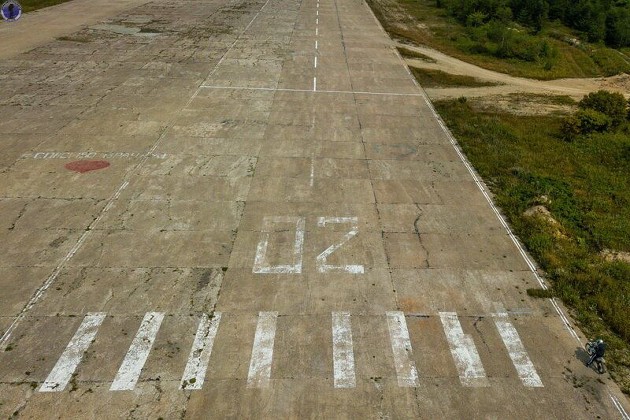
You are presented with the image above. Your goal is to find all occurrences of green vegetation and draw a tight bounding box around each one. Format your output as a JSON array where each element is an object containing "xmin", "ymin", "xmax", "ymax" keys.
[
  {"xmin": 439, "ymin": 0, "xmax": 630, "ymax": 48},
  {"xmin": 433, "ymin": 94, "xmax": 630, "ymax": 393},
  {"xmin": 409, "ymin": 67, "xmax": 498, "ymax": 87},
  {"xmin": 19, "ymin": 0, "xmax": 73, "ymax": 13},
  {"xmin": 562, "ymin": 90, "xmax": 629, "ymax": 138},
  {"xmin": 367, "ymin": 0, "xmax": 630, "ymax": 79},
  {"xmin": 397, "ymin": 46, "xmax": 437, "ymax": 62}
]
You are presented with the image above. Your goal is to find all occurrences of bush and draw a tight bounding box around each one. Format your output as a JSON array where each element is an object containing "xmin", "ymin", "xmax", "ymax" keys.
[
  {"xmin": 578, "ymin": 90, "xmax": 628, "ymax": 127},
  {"xmin": 576, "ymin": 109, "xmax": 613, "ymax": 133},
  {"xmin": 561, "ymin": 109, "xmax": 612, "ymax": 139}
]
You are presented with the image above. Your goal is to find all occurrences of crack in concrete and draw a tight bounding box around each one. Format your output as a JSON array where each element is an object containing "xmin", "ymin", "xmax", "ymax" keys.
[{"xmin": 413, "ymin": 207, "xmax": 430, "ymax": 268}]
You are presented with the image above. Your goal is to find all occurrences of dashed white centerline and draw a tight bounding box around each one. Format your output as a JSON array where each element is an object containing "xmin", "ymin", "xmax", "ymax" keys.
[
  {"xmin": 313, "ymin": 77, "xmax": 317, "ymax": 92},
  {"xmin": 386, "ymin": 311, "xmax": 419, "ymax": 387},
  {"xmin": 247, "ymin": 311, "xmax": 278, "ymax": 388},
  {"xmin": 316, "ymin": 27, "xmax": 318, "ymax": 36},
  {"xmin": 314, "ymin": 56, "xmax": 318, "ymax": 68},
  {"xmin": 332, "ymin": 312, "xmax": 356, "ymax": 388},
  {"xmin": 180, "ymin": 312, "xmax": 222, "ymax": 390},
  {"xmin": 110, "ymin": 312, "xmax": 164, "ymax": 391},
  {"xmin": 493, "ymin": 313, "xmax": 543, "ymax": 388},
  {"xmin": 439, "ymin": 312, "xmax": 488, "ymax": 387},
  {"xmin": 40, "ymin": 313, "xmax": 106, "ymax": 392},
  {"xmin": 315, "ymin": 40, "xmax": 318, "ymax": 49}
]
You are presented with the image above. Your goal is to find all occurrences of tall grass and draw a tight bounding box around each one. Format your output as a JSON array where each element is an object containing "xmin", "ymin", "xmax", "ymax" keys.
[{"xmin": 434, "ymin": 99, "xmax": 630, "ymax": 393}]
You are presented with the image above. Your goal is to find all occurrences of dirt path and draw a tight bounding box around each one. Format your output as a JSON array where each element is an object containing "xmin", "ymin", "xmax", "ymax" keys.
[
  {"xmin": 399, "ymin": 43, "xmax": 630, "ymax": 101},
  {"xmin": 0, "ymin": 0, "xmax": 152, "ymax": 59}
]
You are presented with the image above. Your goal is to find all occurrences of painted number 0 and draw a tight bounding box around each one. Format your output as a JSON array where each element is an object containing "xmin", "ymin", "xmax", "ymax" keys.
[{"xmin": 253, "ymin": 216, "xmax": 364, "ymax": 274}]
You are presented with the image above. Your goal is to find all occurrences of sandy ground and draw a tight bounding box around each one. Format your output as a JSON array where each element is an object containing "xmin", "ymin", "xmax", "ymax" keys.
[{"xmin": 400, "ymin": 43, "xmax": 630, "ymax": 102}]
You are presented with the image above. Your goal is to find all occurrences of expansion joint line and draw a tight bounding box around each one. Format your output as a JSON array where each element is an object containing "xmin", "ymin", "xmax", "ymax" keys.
[{"xmin": 0, "ymin": 0, "xmax": 275, "ymax": 351}]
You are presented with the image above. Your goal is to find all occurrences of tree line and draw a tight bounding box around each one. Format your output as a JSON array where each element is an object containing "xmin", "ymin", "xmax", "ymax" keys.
[{"xmin": 437, "ymin": 0, "xmax": 630, "ymax": 48}]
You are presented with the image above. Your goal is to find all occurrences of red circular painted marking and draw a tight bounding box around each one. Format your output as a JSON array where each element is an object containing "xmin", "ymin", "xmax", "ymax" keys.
[{"xmin": 65, "ymin": 160, "xmax": 111, "ymax": 173}]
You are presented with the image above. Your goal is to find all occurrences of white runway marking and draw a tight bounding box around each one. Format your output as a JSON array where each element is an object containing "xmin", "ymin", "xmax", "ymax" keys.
[
  {"xmin": 316, "ymin": 217, "xmax": 364, "ymax": 274},
  {"xmin": 386, "ymin": 311, "xmax": 419, "ymax": 387},
  {"xmin": 314, "ymin": 56, "xmax": 317, "ymax": 68},
  {"xmin": 610, "ymin": 393, "xmax": 630, "ymax": 420},
  {"xmin": 492, "ymin": 313, "xmax": 543, "ymax": 387},
  {"xmin": 313, "ymin": 77, "xmax": 317, "ymax": 91},
  {"xmin": 332, "ymin": 312, "xmax": 356, "ymax": 388},
  {"xmin": 247, "ymin": 311, "xmax": 278, "ymax": 388},
  {"xmin": 199, "ymin": 85, "xmax": 424, "ymax": 96},
  {"xmin": 180, "ymin": 313, "xmax": 222, "ymax": 390},
  {"xmin": 316, "ymin": 27, "xmax": 318, "ymax": 36},
  {"xmin": 40, "ymin": 313, "xmax": 106, "ymax": 392},
  {"xmin": 310, "ymin": 154, "xmax": 316, "ymax": 187},
  {"xmin": 110, "ymin": 312, "xmax": 164, "ymax": 391},
  {"xmin": 439, "ymin": 312, "xmax": 488, "ymax": 387},
  {"xmin": 315, "ymin": 40, "xmax": 318, "ymax": 50},
  {"xmin": 253, "ymin": 216, "xmax": 305, "ymax": 274}
]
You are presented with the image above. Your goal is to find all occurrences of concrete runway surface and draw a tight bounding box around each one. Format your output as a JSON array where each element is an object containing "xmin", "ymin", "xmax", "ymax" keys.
[{"xmin": 1, "ymin": 0, "xmax": 629, "ymax": 418}]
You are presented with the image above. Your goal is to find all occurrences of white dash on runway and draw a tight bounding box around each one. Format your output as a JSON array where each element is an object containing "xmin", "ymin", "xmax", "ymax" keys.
[
  {"xmin": 180, "ymin": 313, "xmax": 222, "ymax": 390},
  {"xmin": 314, "ymin": 56, "xmax": 318, "ymax": 69},
  {"xmin": 313, "ymin": 77, "xmax": 317, "ymax": 92},
  {"xmin": 332, "ymin": 312, "xmax": 356, "ymax": 388},
  {"xmin": 316, "ymin": 27, "xmax": 318, "ymax": 36},
  {"xmin": 110, "ymin": 312, "xmax": 164, "ymax": 391},
  {"xmin": 315, "ymin": 40, "xmax": 318, "ymax": 50},
  {"xmin": 247, "ymin": 311, "xmax": 278, "ymax": 388},
  {"xmin": 40, "ymin": 313, "xmax": 106, "ymax": 392},
  {"xmin": 316, "ymin": 18, "xmax": 319, "ymax": 25},
  {"xmin": 386, "ymin": 311, "xmax": 419, "ymax": 387},
  {"xmin": 439, "ymin": 312, "xmax": 488, "ymax": 387},
  {"xmin": 493, "ymin": 313, "xmax": 543, "ymax": 387}
]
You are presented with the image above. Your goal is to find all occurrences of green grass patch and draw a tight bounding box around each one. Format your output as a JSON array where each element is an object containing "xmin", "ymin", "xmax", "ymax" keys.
[
  {"xmin": 367, "ymin": 0, "xmax": 630, "ymax": 79},
  {"xmin": 397, "ymin": 46, "xmax": 437, "ymax": 62},
  {"xmin": 19, "ymin": 0, "xmax": 74, "ymax": 13},
  {"xmin": 526, "ymin": 288, "xmax": 555, "ymax": 299},
  {"xmin": 410, "ymin": 67, "xmax": 497, "ymax": 88},
  {"xmin": 434, "ymin": 98, "xmax": 630, "ymax": 393}
]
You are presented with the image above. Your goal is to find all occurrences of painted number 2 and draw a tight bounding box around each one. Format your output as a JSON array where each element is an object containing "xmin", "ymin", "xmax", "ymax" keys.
[{"xmin": 253, "ymin": 216, "xmax": 364, "ymax": 274}]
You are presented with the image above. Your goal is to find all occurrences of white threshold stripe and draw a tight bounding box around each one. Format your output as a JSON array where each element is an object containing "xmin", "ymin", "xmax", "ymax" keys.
[
  {"xmin": 180, "ymin": 313, "xmax": 222, "ymax": 390},
  {"xmin": 439, "ymin": 312, "xmax": 488, "ymax": 387},
  {"xmin": 492, "ymin": 313, "xmax": 543, "ymax": 387},
  {"xmin": 199, "ymin": 85, "xmax": 424, "ymax": 96},
  {"xmin": 40, "ymin": 313, "xmax": 106, "ymax": 392},
  {"xmin": 247, "ymin": 311, "xmax": 278, "ymax": 388},
  {"xmin": 386, "ymin": 311, "xmax": 419, "ymax": 387},
  {"xmin": 332, "ymin": 312, "xmax": 356, "ymax": 388},
  {"xmin": 110, "ymin": 312, "xmax": 164, "ymax": 391}
]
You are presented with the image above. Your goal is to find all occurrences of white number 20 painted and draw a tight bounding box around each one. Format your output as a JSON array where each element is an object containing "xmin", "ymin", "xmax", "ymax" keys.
[{"xmin": 252, "ymin": 216, "xmax": 364, "ymax": 274}]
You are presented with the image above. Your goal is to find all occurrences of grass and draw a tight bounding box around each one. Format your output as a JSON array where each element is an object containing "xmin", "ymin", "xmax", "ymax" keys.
[
  {"xmin": 367, "ymin": 0, "xmax": 630, "ymax": 79},
  {"xmin": 410, "ymin": 67, "xmax": 498, "ymax": 88},
  {"xmin": 433, "ymin": 98, "xmax": 630, "ymax": 394},
  {"xmin": 19, "ymin": 0, "xmax": 73, "ymax": 13},
  {"xmin": 397, "ymin": 46, "xmax": 436, "ymax": 62}
]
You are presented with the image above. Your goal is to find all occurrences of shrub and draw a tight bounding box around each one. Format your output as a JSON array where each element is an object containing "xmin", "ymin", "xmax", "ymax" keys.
[
  {"xmin": 576, "ymin": 109, "xmax": 613, "ymax": 133},
  {"xmin": 578, "ymin": 90, "xmax": 628, "ymax": 127}
]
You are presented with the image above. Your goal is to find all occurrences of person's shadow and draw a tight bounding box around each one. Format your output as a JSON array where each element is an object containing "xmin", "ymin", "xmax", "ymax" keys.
[{"xmin": 575, "ymin": 346, "xmax": 590, "ymax": 364}]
